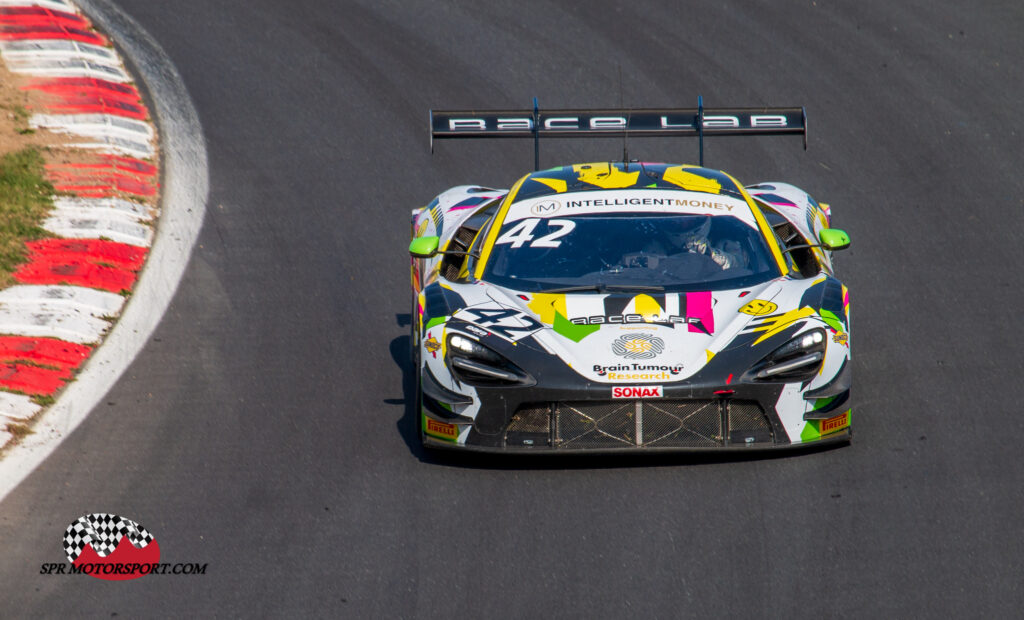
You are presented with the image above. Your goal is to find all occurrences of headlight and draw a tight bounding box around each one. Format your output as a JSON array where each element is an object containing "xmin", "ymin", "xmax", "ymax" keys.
[
  {"xmin": 449, "ymin": 334, "xmax": 504, "ymax": 364},
  {"xmin": 446, "ymin": 333, "xmax": 534, "ymax": 386},
  {"xmin": 752, "ymin": 328, "xmax": 826, "ymax": 381}
]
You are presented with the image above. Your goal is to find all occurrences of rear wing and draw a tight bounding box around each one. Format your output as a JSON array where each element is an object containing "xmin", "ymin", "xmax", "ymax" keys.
[{"xmin": 430, "ymin": 97, "xmax": 806, "ymax": 169}]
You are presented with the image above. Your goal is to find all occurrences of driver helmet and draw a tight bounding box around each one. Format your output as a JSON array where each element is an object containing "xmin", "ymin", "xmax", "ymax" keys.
[{"xmin": 669, "ymin": 216, "xmax": 712, "ymax": 254}]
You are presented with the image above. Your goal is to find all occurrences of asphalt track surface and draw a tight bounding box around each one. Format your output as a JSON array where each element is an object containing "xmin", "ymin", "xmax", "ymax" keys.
[{"xmin": 1, "ymin": 0, "xmax": 1022, "ymax": 617}]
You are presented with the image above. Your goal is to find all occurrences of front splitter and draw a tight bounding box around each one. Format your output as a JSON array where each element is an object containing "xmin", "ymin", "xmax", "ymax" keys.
[{"xmin": 421, "ymin": 428, "xmax": 851, "ymax": 456}]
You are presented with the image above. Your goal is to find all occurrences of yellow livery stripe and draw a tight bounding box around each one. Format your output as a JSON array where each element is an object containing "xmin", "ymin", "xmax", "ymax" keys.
[
  {"xmin": 727, "ymin": 172, "xmax": 789, "ymax": 276},
  {"xmin": 474, "ymin": 173, "xmax": 530, "ymax": 279}
]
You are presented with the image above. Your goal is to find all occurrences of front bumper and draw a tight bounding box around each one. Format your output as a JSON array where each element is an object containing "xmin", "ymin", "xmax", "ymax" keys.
[{"xmin": 421, "ymin": 377, "xmax": 852, "ymax": 452}]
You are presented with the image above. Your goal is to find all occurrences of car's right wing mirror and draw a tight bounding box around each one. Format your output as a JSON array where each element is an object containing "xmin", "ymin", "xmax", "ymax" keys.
[{"xmin": 409, "ymin": 236, "xmax": 440, "ymax": 258}]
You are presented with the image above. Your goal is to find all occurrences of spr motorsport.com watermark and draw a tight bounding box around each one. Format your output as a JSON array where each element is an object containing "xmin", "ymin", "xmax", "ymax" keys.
[{"xmin": 39, "ymin": 513, "xmax": 207, "ymax": 581}]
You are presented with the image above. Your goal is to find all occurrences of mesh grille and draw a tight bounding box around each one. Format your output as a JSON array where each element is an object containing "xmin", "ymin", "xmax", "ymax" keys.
[
  {"xmin": 440, "ymin": 227, "xmax": 479, "ymax": 281},
  {"xmin": 773, "ymin": 220, "xmax": 801, "ymax": 246},
  {"xmin": 558, "ymin": 401, "xmax": 636, "ymax": 448},
  {"xmin": 507, "ymin": 405, "xmax": 551, "ymax": 434},
  {"xmin": 555, "ymin": 400, "xmax": 723, "ymax": 448},
  {"xmin": 642, "ymin": 400, "xmax": 723, "ymax": 447},
  {"xmin": 727, "ymin": 400, "xmax": 773, "ymax": 444},
  {"xmin": 454, "ymin": 226, "xmax": 477, "ymax": 247},
  {"xmin": 441, "ymin": 259, "xmax": 461, "ymax": 281},
  {"xmin": 504, "ymin": 404, "xmax": 552, "ymax": 448},
  {"xmin": 773, "ymin": 221, "xmax": 818, "ymax": 277}
]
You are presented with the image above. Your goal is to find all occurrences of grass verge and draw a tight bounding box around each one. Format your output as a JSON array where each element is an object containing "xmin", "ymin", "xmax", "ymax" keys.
[{"xmin": 0, "ymin": 147, "xmax": 54, "ymax": 289}]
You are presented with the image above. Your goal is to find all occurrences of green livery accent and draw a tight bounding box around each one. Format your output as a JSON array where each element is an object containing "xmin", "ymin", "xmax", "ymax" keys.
[
  {"xmin": 810, "ymin": 394, "xmax": 838, "ymax": 412},
  {"xmin": 818, "ymin": 228, "xmax": 851, "ymax": 251},
  {"xmin": 409, "ymin": 235, "xmax": 440, "ymax": 258},
  {"xmin": 819, "ymin": 309, "xmax": 845, "ymax": 333},
  {"xmin": 800, "ymin": 420, "xmax": 823, "ymax": 442},
  {"xmin": 553, "ymin": 311, "xmax": 599, "ymax": 343},
  {"xmin": 425, "ymin": 316, "xmax": 447, "ymax": 331}
]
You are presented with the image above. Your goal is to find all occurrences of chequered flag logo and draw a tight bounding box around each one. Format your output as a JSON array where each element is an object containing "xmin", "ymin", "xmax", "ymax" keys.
[{"xmin": 63, "ymin": 513, "xmax": 155, "ymax": 563}]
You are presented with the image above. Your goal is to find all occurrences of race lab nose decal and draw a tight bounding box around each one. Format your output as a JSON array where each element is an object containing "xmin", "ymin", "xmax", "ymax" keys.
[{"xmin": 63, "ymin": 513, "xmax": 160, "ymax": 581}]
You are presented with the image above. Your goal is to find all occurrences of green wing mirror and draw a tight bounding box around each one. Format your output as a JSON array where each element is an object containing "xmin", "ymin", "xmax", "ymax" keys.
[
  {"xmin": 819, "ymin": 228, "xmax": 851, "ymax": 251},
  {"xmin": 409, "ymin": 236, "xmax": 440, "ymax": 258}
]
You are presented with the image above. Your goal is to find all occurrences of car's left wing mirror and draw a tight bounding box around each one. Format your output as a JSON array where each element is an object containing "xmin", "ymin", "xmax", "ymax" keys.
[
  {"xmin": 819, "ymin": 228, "xmax": 851, "ymax": 251},
  {"xmin": 409, "ymin": 236, "xmax": 440, "ymax": 258}
]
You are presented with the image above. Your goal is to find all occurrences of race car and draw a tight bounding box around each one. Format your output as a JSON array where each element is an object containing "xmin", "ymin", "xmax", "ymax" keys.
[{"xmin": 409, "ymin": 105, "xmax": 851, "ymax": 452}]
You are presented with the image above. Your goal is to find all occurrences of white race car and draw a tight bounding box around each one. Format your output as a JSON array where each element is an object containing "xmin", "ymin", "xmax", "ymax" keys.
[{"xmin": 409, "ymin": 105, "xmax": 851, "ymax": 452}]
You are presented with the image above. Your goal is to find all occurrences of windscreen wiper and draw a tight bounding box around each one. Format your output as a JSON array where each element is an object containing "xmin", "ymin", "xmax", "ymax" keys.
[
  {"xmin": 537, "ymin": 284, "xmax": 664, "ymax": 294},
  {"xmin": 606, "ymin": 284, "xmax": 664, "ymax": 292},
  {"xmin": 536, "ymin": 285, "xmax": 603, "ymax": 294}
]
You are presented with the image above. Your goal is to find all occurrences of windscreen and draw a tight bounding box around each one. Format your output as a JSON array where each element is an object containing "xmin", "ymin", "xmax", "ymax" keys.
[{"xmin": 483, "ymin": 212, "xmax": 781, "ymax": 292}]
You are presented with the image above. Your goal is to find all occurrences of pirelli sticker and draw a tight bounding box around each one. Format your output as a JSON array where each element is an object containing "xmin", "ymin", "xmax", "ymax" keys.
[
  {"xmin": 820, "ymin": 411, "xmax": 850, "ymax": 435},
  {"xmin": 423, "ymin": 415, "xmax": 460, "ymax": 442}
]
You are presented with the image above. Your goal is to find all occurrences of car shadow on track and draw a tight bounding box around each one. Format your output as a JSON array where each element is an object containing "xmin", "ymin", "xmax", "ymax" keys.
[{"xmin": 387, "ymin": 331, "xmax": 846, "ymax": 470}]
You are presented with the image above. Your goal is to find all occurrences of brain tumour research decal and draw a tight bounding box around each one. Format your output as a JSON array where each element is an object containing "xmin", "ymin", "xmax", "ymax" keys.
[{"xmin": 63, "ymin": 513, "xmax": 160, "ymax": 581}]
